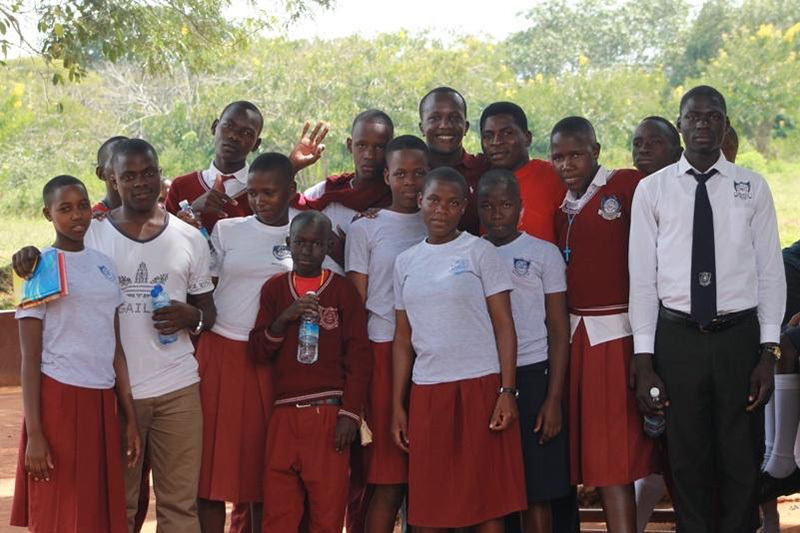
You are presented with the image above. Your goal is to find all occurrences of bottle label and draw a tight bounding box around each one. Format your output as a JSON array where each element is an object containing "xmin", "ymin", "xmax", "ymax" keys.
[{"xmin": 298, "ymin": 321, "xmax": 319, "ymax": 340}]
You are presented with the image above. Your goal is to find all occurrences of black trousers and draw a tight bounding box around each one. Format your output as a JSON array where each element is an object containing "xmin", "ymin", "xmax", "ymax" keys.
[{"xmin": 654, "ymin": 312, "xmax": 763, "ymax": 533}]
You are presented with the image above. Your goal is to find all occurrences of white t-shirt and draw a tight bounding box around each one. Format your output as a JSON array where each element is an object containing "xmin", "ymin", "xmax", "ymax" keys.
[
  {"xmin": 493, "ymin": 233, "xmax": 567, "ymax": 366},
  {"xmin": 302, "ymin": 181, "xmax": 359, "ymax": 236},
  {"xmin": 209, "ymin": 216, "xmax": 293, "ymax": 340},
  {"xmin": 85, "ymin": 214, "xmax": 214, "ymax": 399},
  {"xmin": 16, "ymin": 247, "xmax": 123, "ymax": 389},
  {"xmin": 345, "ymin": 210, "xmax": 427, "ymax": 342},
  {"xmin": 394, "ymin": 232, "xmax": 514, "ymax": 385}
]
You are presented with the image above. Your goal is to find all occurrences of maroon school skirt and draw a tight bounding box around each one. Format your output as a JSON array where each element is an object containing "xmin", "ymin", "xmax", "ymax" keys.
[
  {"xmin": 365, "ymin": 341, "xmax": 408, "ymax": 484},
  {"xmin": 568, "ymin": 322, "xmax": 656, "ymax": 486},
  {"xmin": 10, "ymin": 375, "xmax": 127, "ymax": 532},
  {"xmin": 407, "ymin": 373, "xmax": 527, "ymax": 528},
  {"xmin": 197, "ymin": 331, "xmax": 274, "ymax": 503}
]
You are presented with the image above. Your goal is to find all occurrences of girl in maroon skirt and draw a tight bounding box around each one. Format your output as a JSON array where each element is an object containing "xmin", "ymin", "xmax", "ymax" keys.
[
  {"xmin": 195, "ymin": 153, "xmax": 297, "ymax": 531},
  {"xmin": 550, "ymin": 117, "xmax": 656, "ymax": 532},
  {"xmin": 391, "ymin": 167, "xmax": 526, "ymax": 531},
  {"xmin": 11, "ymin": 176, "xmax": 140, "ymax": 533}
]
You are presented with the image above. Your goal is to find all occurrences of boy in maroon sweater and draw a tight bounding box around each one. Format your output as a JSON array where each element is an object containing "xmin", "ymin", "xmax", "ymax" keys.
[{"xmin": 249, "ymin": 210, "xmax": 371, "ymax": 532}]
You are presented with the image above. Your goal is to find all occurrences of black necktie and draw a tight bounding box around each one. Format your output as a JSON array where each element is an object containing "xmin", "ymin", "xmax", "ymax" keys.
[{"xmin": 689, "ymin": 168, "xmax": 718, "ymax": 326}]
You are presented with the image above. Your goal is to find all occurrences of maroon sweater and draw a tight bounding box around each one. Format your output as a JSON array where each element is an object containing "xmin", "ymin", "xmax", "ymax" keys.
[
  {"xmin": 555, "ymin": 169, "xmax": 643, "ymax": 313},
  {"xmin": 165, "ymin": 171, "xmax": 252, "ymax": 233},
  {"xmin": 248, "ymin": 272, "xmax": 371, "ymax": 422}
]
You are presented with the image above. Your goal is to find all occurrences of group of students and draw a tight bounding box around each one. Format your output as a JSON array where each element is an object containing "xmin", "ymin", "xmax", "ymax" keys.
[{"xmin": 8, "ymin": 83, "xmax": 787, "ymax": 533}]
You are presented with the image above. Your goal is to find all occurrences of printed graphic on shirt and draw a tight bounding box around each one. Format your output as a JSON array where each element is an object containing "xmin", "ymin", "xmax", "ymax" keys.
[
  {"xmin": 734, "ymin": 181, "xmax": 752, "ymax": 200},
  {"xmin": 449, "ymin": 258, "xmax": 470, "ymax": 275},
  {"xmin": 598, "ymin": 194, "xmax": 622, "ymax": 220},
  {"xmin": 513, "ymin": 258, "xmax": 531, "ymax": 277},
  {"xmin": 319, "ymin": 306, "xmax": 340, "ymax": 330},
  {"xmin": 699, "ymin": 271, "xmax": 712, "ymax": 287},
  {"xmin": 273, "ymin": 244, "xmax": 291, "ymax": 260},
  {"xmin": 98, "ymin": 264, "xmax": 115, "ymax": 282},
  {"xmin": 118, "ymin": 262, "xmax": 168, "ymax": 315}
]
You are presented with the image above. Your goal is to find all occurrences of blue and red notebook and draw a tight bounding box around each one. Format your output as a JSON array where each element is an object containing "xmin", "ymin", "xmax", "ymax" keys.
[{"xmin": 12, "ymin": 249, "xmax": 69, "ymax": 309}]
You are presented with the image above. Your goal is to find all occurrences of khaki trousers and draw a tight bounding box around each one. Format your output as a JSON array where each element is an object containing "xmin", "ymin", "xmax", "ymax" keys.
[{"xmin": 122, "ymin": 383, "xmax": 203, "ymax": 533}]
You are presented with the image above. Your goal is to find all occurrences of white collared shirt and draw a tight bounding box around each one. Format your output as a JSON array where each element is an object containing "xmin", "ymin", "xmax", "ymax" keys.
[
  {"xmin": 201, "ymin": 162, "xmax": 249, "ymax": 198},
  {"xmin": 561, "ymin": 166, "xmax": 632, "ymax": 346},
  {"xmin": 629, "ymin": 153, "xmax": 785, "ymax": 354}
]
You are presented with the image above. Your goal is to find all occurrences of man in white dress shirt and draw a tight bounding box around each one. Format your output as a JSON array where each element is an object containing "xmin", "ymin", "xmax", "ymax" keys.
[{"xmin": 629, "ymin": 85, "xmax": 785, "ymax": 532}]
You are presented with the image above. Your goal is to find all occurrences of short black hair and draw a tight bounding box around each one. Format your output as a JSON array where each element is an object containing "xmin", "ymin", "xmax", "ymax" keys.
[
  {"xmin": 111, "ymin": 138, "xmax": 159, "ymax": 169},
  {"xmin": 480, "ymin": 102, "xmax": 528, "ymax": 132},
  {"xmin": 289, "ymin": 210, "xmax": 332, "ymax": 237},
  {"xmin": 550, "ymin": 116, "xmax": 596, "ymax": 141},
  {"xmin": 477, "ymin": 169, "xmax": 520, "ymax": 200},
  {"xmin": 639, "ymin": 116, "xmax": 681, "ymax": 148},
  {"xmin": 248, "ymin": 152, "xmax": 295, "ymax": 182},
  {"xmin": 97, "ymin": 136, "xmax": 128, "ymax": 167},
  {"xmin": 351, "ymin": 109, "xmax": 394, "ymax": 134},
  {"xmin": 418, "ymin": 86, "xmax": 468, "ymax": 119},
  {"xmin": 386, "ymin": 135, "xmax": 429, "ymax": 157},
  {"xmin": 679, "ymin": 85, "xmax": 727, "ymax": 115},
  {"xmin": 423, "ymin": 166, "xmax": 468, "ymax": 197},
  {"xmin": 220, "ymin": 100, "xmax": 264, "ymax": 130},
  {"xmin": 43, "ymin": 174, "xmax": 87, "ymax": 205}
]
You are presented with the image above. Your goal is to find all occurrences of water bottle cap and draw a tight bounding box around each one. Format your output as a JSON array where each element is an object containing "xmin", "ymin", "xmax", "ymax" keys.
[
  {"xmin": 305, "ymin": 290, "xmax": 316, "ymax": 296},
  {"xmin": 649, "ymin": 386, "xmax": 660, "ymax": 398},
  {"xmin": 150, "ymin": 284, "xmax": 163, "ymax": 297}
]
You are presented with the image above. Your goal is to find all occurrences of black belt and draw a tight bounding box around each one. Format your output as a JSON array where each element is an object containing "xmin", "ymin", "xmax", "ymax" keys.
[
  {"xmin": 276, "ymin": 397, "xmax": 342, "ymax": 408},
  {"xmin": 659, "ymin": 306, "xmax": 757, "ymax": 334}
]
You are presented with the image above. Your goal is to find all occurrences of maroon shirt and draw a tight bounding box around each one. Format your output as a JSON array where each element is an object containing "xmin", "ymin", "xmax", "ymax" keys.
[
  {"xmin": 249, "ymin": 272, "xmax": 371, "ymax": 422},
  {"xmin": 451, "ymin": 151, "xmax": 490, "ymax": 236},
  {"xmin": 165, "ymin": 171, "xmax": 252, "ymax": 233}
]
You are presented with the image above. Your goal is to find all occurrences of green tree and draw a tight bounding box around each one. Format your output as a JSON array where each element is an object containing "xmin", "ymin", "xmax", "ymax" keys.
[{"xmin": 0, "ymin": 0, "xmax": 332, "ymax": 83}]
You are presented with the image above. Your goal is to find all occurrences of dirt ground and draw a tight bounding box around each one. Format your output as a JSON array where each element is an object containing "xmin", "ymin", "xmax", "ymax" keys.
[{"xmin": 1, "ymin": 385, "xmax": 800, "ymax": 532}]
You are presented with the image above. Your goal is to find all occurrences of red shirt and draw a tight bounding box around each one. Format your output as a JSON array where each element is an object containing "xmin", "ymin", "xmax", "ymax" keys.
[
  {"xmin": 451, "ymin": 151, "xmax": 490, "ymax": 236},
  {"xmin": 515, "ymin": 159, "xmax": 566, "ymax": 244},
  {"xmin": 555, "ymin": 169, "xmax": 643, "ymax": 311},
  {"xmin": 249, "ymin": 272, "xmax": 371, "ymax": 422},
  {"xmin": 91, "ymin": 200, "xmax": 110, "ymax": 215},
  {"xmin": 164, "ymin": 171, "xmax": 252, "ymax": 233},
  {"xmin": 293, "ymin": 172, "xmax": 392, "ymax": 213}
]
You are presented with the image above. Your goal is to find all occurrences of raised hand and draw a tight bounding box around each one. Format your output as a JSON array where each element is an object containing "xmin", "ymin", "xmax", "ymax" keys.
[{"xmin": 289, "ymin": 121, "xmax": 329, "ymax": 171}]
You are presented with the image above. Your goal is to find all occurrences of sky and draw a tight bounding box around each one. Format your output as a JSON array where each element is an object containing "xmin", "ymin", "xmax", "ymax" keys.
[{"xmin": 266, "ymin": 0, "xmax": 536, "ymax": 41}]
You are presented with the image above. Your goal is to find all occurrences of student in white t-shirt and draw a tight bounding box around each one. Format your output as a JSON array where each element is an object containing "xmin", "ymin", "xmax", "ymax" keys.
[
  {"xmin": 390, "ymin": 167, "xmax": 526, "ymax": 530},
  {"xmin": 344, "ymin": 135, "xmax": 428, "ymax": 531},
  {"xmin": 14, "ymin": 140, "xmax": 217, "ymax": 532},
  {"xmin": 196, "ymin": 152, "xmax": 296, "ymax": 531},
  {"xmin": 477, "ymin": 169, "xmax": 571, "ymax": 532},
  {"xmin": 11, "ymin": 175, "xmax": 140, "ymax": 533}
]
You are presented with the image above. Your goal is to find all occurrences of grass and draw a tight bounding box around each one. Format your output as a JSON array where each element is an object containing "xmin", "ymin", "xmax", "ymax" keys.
[{"xmin": 1, "ymin": 161, "xmax": 799, "ymax": 310}]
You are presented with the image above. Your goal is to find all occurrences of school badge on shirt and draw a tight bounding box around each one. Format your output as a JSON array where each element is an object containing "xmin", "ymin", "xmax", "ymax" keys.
[
  {"xmin": 272, "ymin": 244, "xmax": 291, "ymax": 261},
  {"xmin": 513, "ymin": 258, "xmax": 531, "ymax": 277},
  {"xmin": 449, "ymin": 258, "xmax": 470, "ymax": 275},
  {"xmin": 734, "ymin": 181, "xmax": 752, "ymax": 200},
  {"xmin": 598, "ymin": 194, "xmax": 622, "ymax": 220},
  {"xmin": 319, "ymin": 307, "xmax": 339, "ymax": 330},
  {"xmin": 98, "ymin": 265, "xmax": 115, "ymax": 282}
]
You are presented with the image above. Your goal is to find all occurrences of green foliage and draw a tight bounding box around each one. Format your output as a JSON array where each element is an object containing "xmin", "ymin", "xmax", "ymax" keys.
[{"xmin": 0, "ymin": 0, "xmax": 333, "ymax": 82}]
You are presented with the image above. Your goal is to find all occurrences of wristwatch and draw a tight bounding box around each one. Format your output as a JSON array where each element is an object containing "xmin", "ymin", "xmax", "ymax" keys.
[
  {"xmin": 761, "ymin": 343, "xmax": 781, "ymax": 362},
  {"xmin": 190, "ymin": 309, "xmax": 204, "ymax": 336},
  {"xmin": 497, "ymin": 386, "xmax": 519, "ymax": 398}
]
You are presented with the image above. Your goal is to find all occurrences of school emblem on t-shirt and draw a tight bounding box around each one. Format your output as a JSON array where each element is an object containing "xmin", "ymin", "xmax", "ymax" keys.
[
  {"xmin": 449, "ymin": 258, "xmax": 470, "ymax": 275},
  {"xmin": 734, "ymin": 181, "xmax": 752, "ymax": 200},
  {"xmin": 98, "ymin": 265, "xmax": 115, "ymax": 282},
  {"xmin": 598, "ymin": 194, "xmax": 622, "ymax": 220},
  {"xmin": 513, "ymin": 258, "xmax": 531, "ymax": 277},
  {"xmin": 319, "ymin": 306, "xmax": 339, "ymax": 330},
  {"xmin": 272, "ymin": 244, "xmax": 291, "ymax": 261},
  {"xmin": 699, "ymin": 271, "xmax": 712, "ymax": 287}
]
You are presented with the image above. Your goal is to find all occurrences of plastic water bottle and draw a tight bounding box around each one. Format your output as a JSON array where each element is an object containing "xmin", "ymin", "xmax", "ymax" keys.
[
  {"xmin": 297, "ymin": 291, "xmax": 319, "ymax": 364},
  {"xmin": 178, "ymin": 199, "xmax": 210, "ymax": 239},
  {"xmin": 643, "ymin": 386, "xmax": 666, "ymax": 438},
  {"xmin": 150, "ymin": 284, "xmax": 178, "ymax": 345}
]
